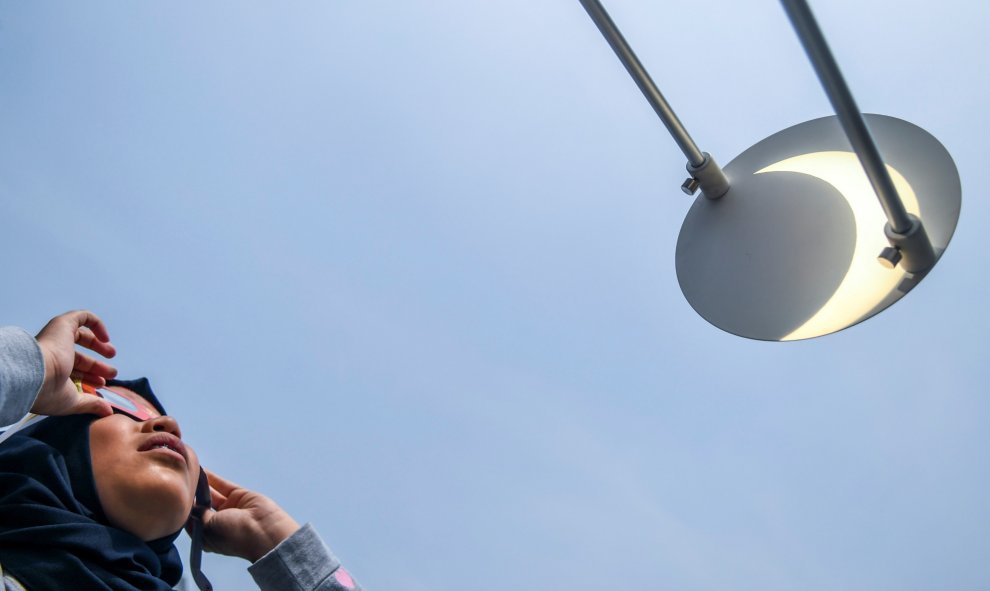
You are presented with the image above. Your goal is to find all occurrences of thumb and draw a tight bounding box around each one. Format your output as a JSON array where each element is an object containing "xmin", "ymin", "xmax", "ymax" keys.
[
  {"xmin": 200, "ymin": 508, "xmax": 216, "ymax": 529},
  {"xmin": 72, "ymin": 395, "xmax": 114, "ymax": 418},
  {"xmin": 198, "ymin": 508, "xmax": 227, "ymax": 554}
]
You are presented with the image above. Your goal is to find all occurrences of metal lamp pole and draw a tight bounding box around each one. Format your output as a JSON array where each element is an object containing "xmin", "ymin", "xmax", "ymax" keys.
[
  {"xmin": 780, "ymin": 0, "xmax": 936, "ymax": 273},
  {"xmin": 578, "ymin": 0, "xmax": 730, "ymax": 201}
]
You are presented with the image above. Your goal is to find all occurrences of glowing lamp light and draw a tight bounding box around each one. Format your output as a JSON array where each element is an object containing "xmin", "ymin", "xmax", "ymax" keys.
[
  {"xmin": 757, "ymin": 152, "xmax": 919, "ymax": 341},
  {"xmin": 675, "ymin": 115, "xmax": 960, "ymax": 341}
]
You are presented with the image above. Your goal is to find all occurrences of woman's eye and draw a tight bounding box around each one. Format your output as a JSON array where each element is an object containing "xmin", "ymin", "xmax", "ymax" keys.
[{"xmin": 111, "ymin": 409, "xmax": 143, "ymax": 422}]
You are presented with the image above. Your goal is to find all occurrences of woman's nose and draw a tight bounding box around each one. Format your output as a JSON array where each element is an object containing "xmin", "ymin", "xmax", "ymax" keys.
[{"xmin": 142, "ymin": 415, "xmax": 182, "ymax": 439}]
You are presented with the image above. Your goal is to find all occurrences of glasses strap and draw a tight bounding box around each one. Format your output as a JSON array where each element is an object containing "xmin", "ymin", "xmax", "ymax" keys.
[{"xmin": 189, "ymin": 468, "xmax": 214, "ymax": 591}]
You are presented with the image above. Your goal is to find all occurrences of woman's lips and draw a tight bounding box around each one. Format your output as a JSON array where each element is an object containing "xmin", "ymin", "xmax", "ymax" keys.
[{"xmin": 138, "ymin": 433, "xmax": 188, "ymax": 463}]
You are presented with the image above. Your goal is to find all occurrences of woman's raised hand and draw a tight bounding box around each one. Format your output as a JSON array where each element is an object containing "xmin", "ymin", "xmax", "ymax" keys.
[
  {"xmin": 199, "ymin": 469, "xmax": 301, "ymax": 562},
  {"xmin": 32, "ymin": 310, "xmax": 116, "ymax": 417}
]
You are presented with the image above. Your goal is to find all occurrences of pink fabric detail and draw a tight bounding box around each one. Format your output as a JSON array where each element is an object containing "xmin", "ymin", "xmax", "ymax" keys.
[{"xmin": 333, "ymin": 568, "xmax": 355, "ymax": 589}]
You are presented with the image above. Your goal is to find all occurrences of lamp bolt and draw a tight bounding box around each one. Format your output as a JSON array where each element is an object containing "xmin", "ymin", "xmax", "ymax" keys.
[
  {"xmin": 877, "ymin": 246, "xmax": 902, "ymax": 269},
  {"xmin": 681, "ymin": 177, "xmax": 700, "ymax": 195}
]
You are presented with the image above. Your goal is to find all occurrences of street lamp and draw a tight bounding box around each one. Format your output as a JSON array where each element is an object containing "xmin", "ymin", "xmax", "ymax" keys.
[{"xmin": 579, "ymin": 0, "xmax": 961, "ymax": 341}]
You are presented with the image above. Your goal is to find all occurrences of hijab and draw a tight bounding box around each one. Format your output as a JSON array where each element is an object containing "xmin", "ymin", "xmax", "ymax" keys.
[{"xmin": 0, "ymin": 378, "xmax": 184, "ymax": 590}]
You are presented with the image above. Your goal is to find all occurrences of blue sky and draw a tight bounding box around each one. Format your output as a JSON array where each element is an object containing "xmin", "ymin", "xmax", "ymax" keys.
[{"xmin": 2, "ymin": 1, "xmax": 989, "ymax": 589}]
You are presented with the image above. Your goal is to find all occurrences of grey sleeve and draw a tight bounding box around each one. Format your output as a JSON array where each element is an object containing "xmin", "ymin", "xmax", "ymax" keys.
[
  {"xmin": 248, "ymin": 524, "xmax": 362, "ymax": 591},
  {"xmin": 0, "ymin": 327, "xmax": 44, "ymax": 426}
]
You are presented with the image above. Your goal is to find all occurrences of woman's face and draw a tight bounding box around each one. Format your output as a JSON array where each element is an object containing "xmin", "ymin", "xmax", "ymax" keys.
[{"xmin": 88, "ymin": 387, "xmax": 201, "ymax": 541}]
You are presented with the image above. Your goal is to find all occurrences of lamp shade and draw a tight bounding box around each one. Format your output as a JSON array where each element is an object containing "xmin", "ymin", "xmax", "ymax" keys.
[{"xmin": 675, "ymin": 114, "xmax": 960, "ymax": 341}]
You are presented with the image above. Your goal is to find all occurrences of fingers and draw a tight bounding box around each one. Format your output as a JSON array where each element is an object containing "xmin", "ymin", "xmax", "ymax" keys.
[
  {"xmin": 75, "ymin": 326, "xmax": 116, "ymax": 359},
  {"xmin": 32, "ymin": 310, "xmax": 122, "ymax": 418},
  {"xmin": 70, "ymin": 315, "xmax": 117, "ymax": 382},
  {"xmin": 66, "ymin": 310, "xmax": 112, "ymax": 345},
  {"xmin": 38, "ymin": 388, "xmax": 114, "ymax": 417},
  {"xmin": 43, "ymin": 310, "xmax": 115, "ymax": 358},
  {"xmin": 204, "ymin": 468, "xmax": 242, "ymax": 497},
  {"xmin": 73, "ymin": 351, "xmax": 118, "ymax": 381},
  {"xmin": 71, "ymin": 371, "xmax": 108, "ymax": 387},
  {"xmin": 37, "ymin": 310, "xmax": 117, "ymax": 375},
  {"xmin": 210, "ymin": 485, "xmax": 229, "ymax": 510},
  {"xmin": 74, "ymin": 395, "xmax": 114, "ymax": 418}
]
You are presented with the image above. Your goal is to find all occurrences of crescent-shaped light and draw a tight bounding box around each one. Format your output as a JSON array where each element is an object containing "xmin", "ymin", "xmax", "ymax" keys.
[
  {"xmin": 675, "ymin": 115, "xmax": 960, "ymax": 341},
  {"xmin": 756, "ymin": 151, "xmax": 921, "ymax": 341}
]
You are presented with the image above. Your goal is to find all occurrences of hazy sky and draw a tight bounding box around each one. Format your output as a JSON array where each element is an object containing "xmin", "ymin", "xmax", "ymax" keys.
[{"xmin": 2, "ymin": 1, "xmax": 989, "ymax": 589}]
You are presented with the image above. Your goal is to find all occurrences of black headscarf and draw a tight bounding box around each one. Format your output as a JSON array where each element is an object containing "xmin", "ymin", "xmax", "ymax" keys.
[{"xmin": 0, "ymin": 378, "xmax": 184, "ymax": 590}]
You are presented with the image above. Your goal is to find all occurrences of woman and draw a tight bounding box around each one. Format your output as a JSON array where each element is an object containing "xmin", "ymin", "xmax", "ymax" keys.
[{"xmin": 0, "ymin": 311, "xmax": 360, "ymax": 591}]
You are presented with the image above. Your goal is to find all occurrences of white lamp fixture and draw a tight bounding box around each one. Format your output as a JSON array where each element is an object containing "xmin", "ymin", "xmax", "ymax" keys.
[{"xmin": 579, "ymin": 0, "xmax": 961, "ymax": 341}]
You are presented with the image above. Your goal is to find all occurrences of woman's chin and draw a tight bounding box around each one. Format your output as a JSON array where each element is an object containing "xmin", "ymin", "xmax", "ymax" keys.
[{"xmin": 102, "ymin": 475, "xmax": 195, "ymax": 540}]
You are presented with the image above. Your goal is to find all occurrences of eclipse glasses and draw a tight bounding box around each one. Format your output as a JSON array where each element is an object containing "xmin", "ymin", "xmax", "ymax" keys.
[{"xmin": 79, "ymin": 382, "xmax": 158, "ymax": 421}]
